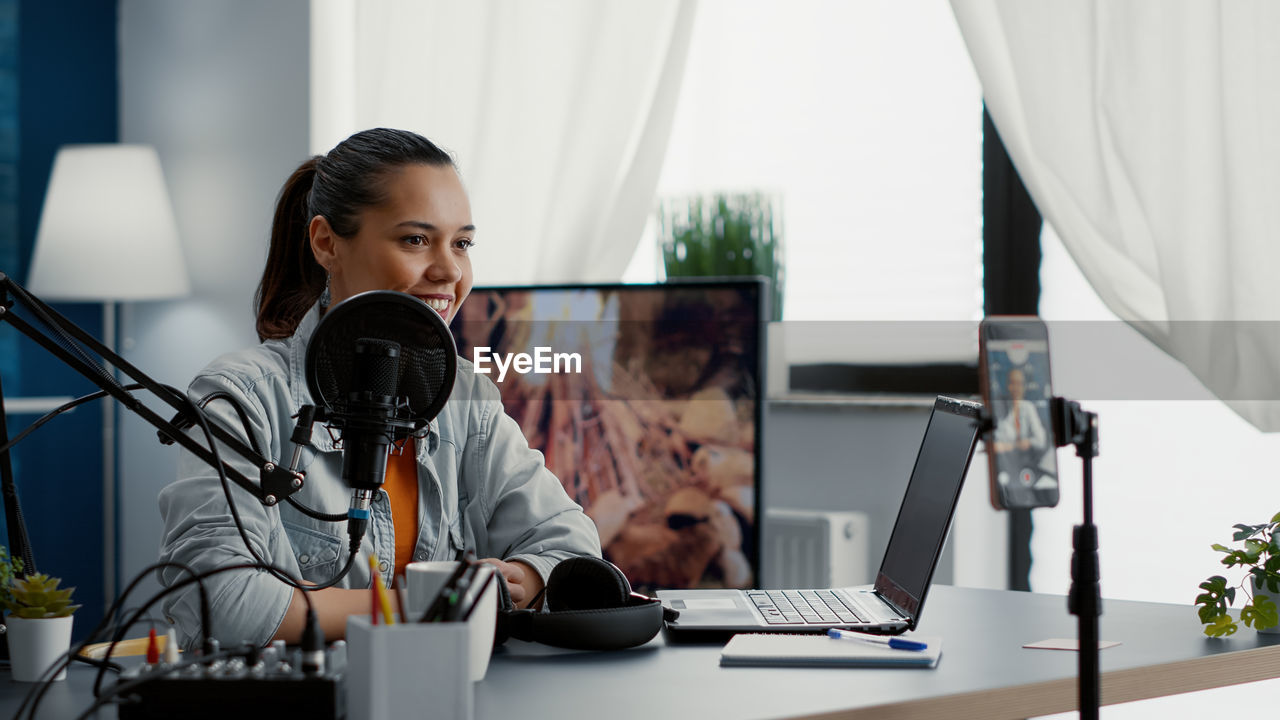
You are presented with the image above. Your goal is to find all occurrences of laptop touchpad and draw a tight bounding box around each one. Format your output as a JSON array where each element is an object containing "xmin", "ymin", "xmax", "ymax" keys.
[{"xmin": 674, "ymin": 598, "xmax": 739, "ymax": 610}]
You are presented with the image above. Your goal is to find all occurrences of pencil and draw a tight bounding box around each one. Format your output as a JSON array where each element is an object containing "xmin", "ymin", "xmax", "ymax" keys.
[{"xmin": 369, "ymin": 554, "xmax": 396, "ymax": 625}]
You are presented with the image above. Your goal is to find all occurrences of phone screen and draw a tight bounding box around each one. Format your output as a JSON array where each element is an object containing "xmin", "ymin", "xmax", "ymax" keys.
[{"xmin": 980, "ymin": 318, "xmax": 1059, "ymax": 510}]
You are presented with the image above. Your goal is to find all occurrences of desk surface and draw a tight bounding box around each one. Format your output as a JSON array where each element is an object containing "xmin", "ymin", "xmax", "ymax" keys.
[
  {"xmin": 5, "ymin": 586, "xmax": 1279, "ymax": 719},
  {"xmin": 481, "ymin": 585, "xmax": 1280, "ymax": 720}
]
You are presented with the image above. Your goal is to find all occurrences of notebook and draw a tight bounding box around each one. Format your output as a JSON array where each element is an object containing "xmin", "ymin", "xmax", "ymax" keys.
[
  {"xmin": 719, "ymin": 632, "xmax": 943, "ymax": 668},
  {"xmin": 657, "ymin": 395, "xmax": 981, "ymax": 637}
]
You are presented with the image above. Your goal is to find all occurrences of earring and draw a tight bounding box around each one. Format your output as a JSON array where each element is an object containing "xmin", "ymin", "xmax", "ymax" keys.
[{"xmin": 319, "ymin": 272, "xmax": 332, "ymax": 308}]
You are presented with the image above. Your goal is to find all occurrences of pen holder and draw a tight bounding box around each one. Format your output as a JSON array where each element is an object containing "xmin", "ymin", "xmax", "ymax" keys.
[{"xmin": 346, "ymin": 566, "xmax": 498, "ymax": 720}]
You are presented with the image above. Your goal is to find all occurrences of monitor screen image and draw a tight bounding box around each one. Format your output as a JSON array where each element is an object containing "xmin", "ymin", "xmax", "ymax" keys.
[{"xmin": 450, "ymin": 280, "xmax": 764, "ymax": 592}]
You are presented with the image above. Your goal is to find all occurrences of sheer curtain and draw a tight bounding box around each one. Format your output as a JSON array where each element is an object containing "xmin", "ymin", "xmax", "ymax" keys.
[
  {"xmin": 310, "ymin": 0, "xmax": 695, "ymax": 284},
  {"xmin": 950, "ymin": 0, "xmax": 1280, "ymax": 430}
]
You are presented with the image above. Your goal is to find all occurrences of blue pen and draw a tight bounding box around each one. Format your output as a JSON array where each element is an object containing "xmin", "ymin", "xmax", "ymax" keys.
[{"xmin": 827, "ymin": 628, "xmax": 928, "ymax": 651}]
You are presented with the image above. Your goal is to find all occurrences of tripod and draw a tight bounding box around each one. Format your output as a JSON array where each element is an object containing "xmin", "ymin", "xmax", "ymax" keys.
[{"xmin": 1050, "ymin": 396, "xmax": 1101, "ymax": 720}]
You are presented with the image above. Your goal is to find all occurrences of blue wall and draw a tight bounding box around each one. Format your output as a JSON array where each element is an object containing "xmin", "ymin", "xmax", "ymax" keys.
[
  {"xmin": 0, "ymin": 0, "xmax": 16, "ymax": 381},
  {"xmin": 0, "ymin": 0, "xmax": 119, "ymax": 639}
]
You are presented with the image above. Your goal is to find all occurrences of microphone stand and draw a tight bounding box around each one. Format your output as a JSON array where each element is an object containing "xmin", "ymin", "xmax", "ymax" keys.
[
  {"xmin": 0, "ymin": 272, "xmax": 306, "ymax": 509},
  {"xmin": 0, "ymin": 272, "xmax": 309, "ymax": 651},
  {"xmin": 0, "ymin": 372, "xmax": 37, "ymax": 578},
  {"xmin": 1050, "ymin": 396, "xmax": 1101, "ymax": 720}
]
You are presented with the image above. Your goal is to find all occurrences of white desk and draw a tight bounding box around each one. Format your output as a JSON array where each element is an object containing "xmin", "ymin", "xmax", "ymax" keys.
[{"xmin": 480, "ymin": 585, "xmax": 1280, "ymax": 720}]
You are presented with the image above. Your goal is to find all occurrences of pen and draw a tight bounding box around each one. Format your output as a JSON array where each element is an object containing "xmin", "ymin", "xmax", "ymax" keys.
[
  {"xmin": 460, "ymin": 566, "xmax": 497, "ymax": 621},
  {"xmin": 444, "ymin": 563, "xmax": 480, "ymax": 622},
  {"xmin": 369, "ymin": 556, "xmax": 379, "ymax": 625},
  {"xmin": 420, "ymin": 560, "xmax": 474, "ymax": 622},
  {"xmin": 827, "ymin": 628, "xmax": 928, "ymax": 651},
  {"xmin": 395, "ymin": 574, "xmax": 409, "ymax": 624}
]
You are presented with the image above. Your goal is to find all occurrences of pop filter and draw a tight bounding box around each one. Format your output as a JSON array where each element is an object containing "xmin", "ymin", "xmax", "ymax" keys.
[
  {"xmin": 305, "ymin": 290, "xmax": 457, "ymax": 429},
  {"xmin": 305, "ymin": 290, "xmax": 457, "ymax": 500},
  {"xmin": 298, "ymin": 290, "xmax": 457, "ymax": 562}
]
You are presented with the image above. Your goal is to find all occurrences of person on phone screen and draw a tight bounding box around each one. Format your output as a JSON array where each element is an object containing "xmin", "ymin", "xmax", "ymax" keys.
[
  {"xmin": 993, "ymin": 367, "xmax": 1047, "ymax": 455},
  {"xmin": 156, "ymin": 128, "xmax": 602, "ymax": 651}
]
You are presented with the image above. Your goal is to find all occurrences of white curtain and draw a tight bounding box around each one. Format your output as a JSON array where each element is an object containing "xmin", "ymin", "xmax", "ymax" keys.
[
  {"xmin": 950, "ymin": 0, "xmax": 1280, "ymax": 430},
  {"xmin": 310, "ymin": 0, "xmax": 695, "ymax": 285}
]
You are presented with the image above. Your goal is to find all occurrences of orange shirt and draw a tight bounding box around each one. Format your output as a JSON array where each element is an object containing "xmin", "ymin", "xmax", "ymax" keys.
[{"xmin": 383, "ymin": 440, "xmax": 420, "ymax": 580}]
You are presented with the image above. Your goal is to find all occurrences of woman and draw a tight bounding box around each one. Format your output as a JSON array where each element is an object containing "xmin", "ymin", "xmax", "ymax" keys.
[{"xmin": 157, "ymin": 128, "xmax": 602, "ymax": 649}]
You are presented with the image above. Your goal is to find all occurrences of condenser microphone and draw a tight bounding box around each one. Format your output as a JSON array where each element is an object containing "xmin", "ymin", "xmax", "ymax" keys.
[
  {"xmin": 339, "ymin": 337, "xmax": 403, "ymax": 492},
  {"xmin": 305, "ymin": 291, "xmax": 458, "ymax": 549}
]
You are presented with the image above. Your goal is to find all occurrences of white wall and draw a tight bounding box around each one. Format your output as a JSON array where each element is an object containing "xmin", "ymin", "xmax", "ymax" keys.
[{"xmin": 117, "ymin": 0, "xmax": 311, "ymax": 600}]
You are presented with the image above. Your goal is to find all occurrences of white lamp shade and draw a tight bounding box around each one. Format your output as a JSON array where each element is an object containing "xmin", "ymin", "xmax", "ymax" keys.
[{"xmin": 28, "ymin": 144, "xmax": 190, "ymax": 301}]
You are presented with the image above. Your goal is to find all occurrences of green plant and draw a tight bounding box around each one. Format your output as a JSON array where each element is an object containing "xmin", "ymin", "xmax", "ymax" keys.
[
  {"xmin": 1195, "ymin": 512, "xmax": 1280, "ymax": 637},
  {"xmin": 656, "ymin": 192, "xmax": 785, "ymax": 320},
  {"xmin": 0, "ymin": 545, "xmax": 22, "ymax": 611},
  {"xmin": 0, "ymin": 546, "xmax": 79, "ymax": 619},
  {"xmin": 2, "ymin": 574, "xmax": 80, "ymax": 619}
]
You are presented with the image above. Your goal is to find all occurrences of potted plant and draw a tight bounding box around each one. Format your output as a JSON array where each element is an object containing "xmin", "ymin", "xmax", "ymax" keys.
[
  {"xmin": 0, "ymin": 546, "xmax": 80, "ymax": 681},
  {"xmin": 1195, "ymin": 512, "xmax": 1280, "ymax": 637},
  {"xmin": 656, "ymin": 192, "xmax": 785, "ymax": 321}
]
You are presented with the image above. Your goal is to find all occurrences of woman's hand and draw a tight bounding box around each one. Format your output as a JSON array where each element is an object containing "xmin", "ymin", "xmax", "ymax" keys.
[{"xmin": 479, "ymin": 558, "xmax": 545, "ymax": 609}]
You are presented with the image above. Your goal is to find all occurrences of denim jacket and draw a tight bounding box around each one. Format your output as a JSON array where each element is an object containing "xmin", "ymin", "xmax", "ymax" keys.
[{"xmin": 157, "ymin": 302, "xmax": 601, "ymax": 650}]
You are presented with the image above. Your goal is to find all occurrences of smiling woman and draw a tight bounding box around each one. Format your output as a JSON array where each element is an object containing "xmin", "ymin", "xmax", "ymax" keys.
[
  {"xmin": 308, "ymin": 163, "xmax": 476, "ymax": 322},
  {"xmin": 155, "ymin": 128, "xmax": 602, "ymax": 651}
]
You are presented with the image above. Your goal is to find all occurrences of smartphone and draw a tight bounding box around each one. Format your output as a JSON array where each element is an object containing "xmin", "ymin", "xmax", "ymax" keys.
[{"xmin": 978, "ymin": 316, "xmax": 1059, "ymax": 510}]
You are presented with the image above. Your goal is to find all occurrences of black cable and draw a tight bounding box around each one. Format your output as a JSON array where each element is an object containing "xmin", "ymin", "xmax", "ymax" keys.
[
  {"xmin": 70, "ymin": 654, "xmax": 123, "ymax": 674},
  {"xmin": 73, "ymin": 645, "xmax": 250, "ymax": 720},
  {"xmin": 197, "ymin": 391, "xmax": 266, "ymax": 457},
  {"xmin": 185, "ymin": 393, "xmax": 358, "ymax": 591},
  {"xmin": 22, "ymin": 560, "xmax": 315, "ymax": 720},
  {"xmin": 94, "ymin": 561, "xmax": 320, "ymax": 702},
  {"xmin": 0, "ymin": 384, "xmax": 147, "ymax": 455},
  {"xmin": 285, "ymin": 495, "xmax": 348, "ymax": 522},
  {"xmin": 18, "ymin": 376, "xmax": 357, "ymax": 716},
  {"xmin": 15, "ymin": 560, "xmax": 210, "ymax": 720},
  {"xmin": 197, "ymin": 393, "xmax": 346, "ymax": 523}
]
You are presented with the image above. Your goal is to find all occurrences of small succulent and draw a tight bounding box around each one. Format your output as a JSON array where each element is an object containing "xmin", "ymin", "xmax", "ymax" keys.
[{"xmin": 2, "ymin": 572, "xmax": 80, "ymax": 619}]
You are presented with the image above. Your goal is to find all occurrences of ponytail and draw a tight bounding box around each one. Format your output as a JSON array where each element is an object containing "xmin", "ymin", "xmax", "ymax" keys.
[
  {"xmin": 255, "ymin": 157, "xmax": 325, "ymax": 341},
  {"xmin": 254, "ymin": 129, "xmax": 456, "ymax": 341}
]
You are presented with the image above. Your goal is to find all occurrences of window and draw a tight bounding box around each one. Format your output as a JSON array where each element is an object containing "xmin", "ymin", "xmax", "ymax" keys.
[{"xmin": 626, "ymin": 0, "xmax": 983, "ymax": 366}]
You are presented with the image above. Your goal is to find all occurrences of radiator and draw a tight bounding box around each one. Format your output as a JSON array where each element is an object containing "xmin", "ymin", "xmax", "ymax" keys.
[{"xmin": 761, "ymin": 508, "xmax": 869, "ymax": 589}]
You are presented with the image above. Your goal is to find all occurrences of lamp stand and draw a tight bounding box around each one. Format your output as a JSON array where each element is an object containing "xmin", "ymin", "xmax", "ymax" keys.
[{"xmin": 102, "ymin": 299, "xmax": 117, "ymax": 607}]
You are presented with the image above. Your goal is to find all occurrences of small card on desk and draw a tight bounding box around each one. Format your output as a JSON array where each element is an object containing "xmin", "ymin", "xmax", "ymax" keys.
[{"xmin": 719, "ymin": 633, "xmax": 943, "ymax": 668}]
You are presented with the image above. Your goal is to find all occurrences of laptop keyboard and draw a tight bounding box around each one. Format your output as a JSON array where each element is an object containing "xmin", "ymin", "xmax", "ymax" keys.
[{"xmin": 747, "ymin": 589, "xmax": 869, "ymax": 625}]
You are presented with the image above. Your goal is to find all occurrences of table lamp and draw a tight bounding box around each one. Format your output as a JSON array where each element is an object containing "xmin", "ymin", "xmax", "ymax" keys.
[{"xmin": 25, "ymin": 144, "xmax": 189, "ymax": 601}]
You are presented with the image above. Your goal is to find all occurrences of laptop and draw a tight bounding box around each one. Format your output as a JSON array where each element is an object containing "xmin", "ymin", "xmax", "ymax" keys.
[{"xmin": 657, "ymin": 395, "xmax": 982, "ymax": 637}]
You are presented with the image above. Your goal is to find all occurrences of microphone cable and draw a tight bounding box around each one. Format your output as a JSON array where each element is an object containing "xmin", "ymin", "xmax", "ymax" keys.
[
  {"xmin": 73, "ymin": 645, "xmax": 250, "ymax": 720},
  {"xmin": 0, "ymin": 383, "xmax": 356, "ymax": 584},
  {"xmin": 194, "ymin": 391, "xmax": 346, "ymax": 523},
  {"xmin": 0, "ymin": 383, "xmax": 150, "ymax": 455},
  {"xmin": 15, "ymin": 559, "xmax": 210, "ymax": 720},
  {"xmin": 0, "ymin": 372, "xmax": 358, "ymax": 712},
  {"xmin": 19, "ymin": 559, "xmax": 311, "ymax": 720},
  {"xmin": 182, "ymin": 390, "xmax": 360, "ymax": 591}
]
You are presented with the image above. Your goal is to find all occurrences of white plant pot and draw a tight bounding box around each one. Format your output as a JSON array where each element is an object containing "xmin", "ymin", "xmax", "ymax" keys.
[
  {"xmin": 1251, "ymin": 577, "xmax": 1280, "ymax": 635},
  {"xmin": 5, "ymin": 615, "xmax": 74, "ymax": 682}
]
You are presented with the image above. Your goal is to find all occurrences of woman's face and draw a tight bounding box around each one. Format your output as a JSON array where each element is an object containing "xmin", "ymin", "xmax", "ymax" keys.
[
  {"xmin": 1007, "ymin": 369, "xmax": 1026, "ymax": 401},
  {"xmin": 310, "ymin": 163, "xmax": 474, "ymax": 323}
]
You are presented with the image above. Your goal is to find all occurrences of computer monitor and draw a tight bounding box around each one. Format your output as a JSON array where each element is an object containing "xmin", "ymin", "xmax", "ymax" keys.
[{"xmin": 450, "ymin": 279, "xmax": 765, "ymax": 592}]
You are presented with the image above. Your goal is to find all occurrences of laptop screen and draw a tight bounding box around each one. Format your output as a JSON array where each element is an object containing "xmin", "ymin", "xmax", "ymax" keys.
[{"xmin": 874, "ymin": 396, "xmax": 981, "ymax": 625}]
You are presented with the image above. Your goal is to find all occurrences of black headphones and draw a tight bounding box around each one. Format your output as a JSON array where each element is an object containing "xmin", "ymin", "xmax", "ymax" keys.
[{"xmin": 495, "ymin": 557, "xmax": 677, "ymax": 651}]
